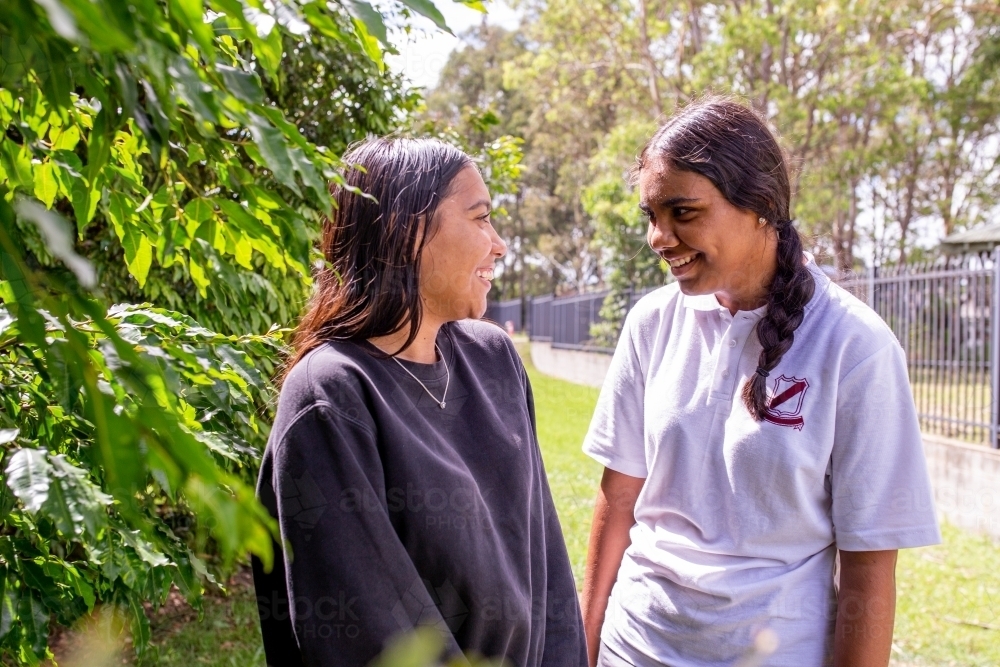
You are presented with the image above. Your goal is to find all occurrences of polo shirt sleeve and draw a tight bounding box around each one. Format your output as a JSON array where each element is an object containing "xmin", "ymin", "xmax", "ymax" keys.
[
  {"xmin": 582, "ymin": 311, "xmax": 648, "ymax": 478},
  {"xmin": 830, "ymin": 341, "xmax": 941, "ymax": 551}
]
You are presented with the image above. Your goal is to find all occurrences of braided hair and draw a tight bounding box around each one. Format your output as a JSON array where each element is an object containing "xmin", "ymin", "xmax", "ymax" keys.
[{"xmin": 634, "ymin": 97, "xmax": 815, "ymax": 420}]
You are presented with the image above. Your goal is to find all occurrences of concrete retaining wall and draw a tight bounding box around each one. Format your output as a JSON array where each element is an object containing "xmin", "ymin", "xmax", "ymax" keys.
[
  {"xmin": 923, "ymin": 434, "xmax": 1000, "ymax": 540},
  {"xmin": 530, "ymin": 341, "xmax": 612, "ymax": 388},
  {"xmin": 531, "ymin": 342, "xmax": 1000, "ymax": 541}
]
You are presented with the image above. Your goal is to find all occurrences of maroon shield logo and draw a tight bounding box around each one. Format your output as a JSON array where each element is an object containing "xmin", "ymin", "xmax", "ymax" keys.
[{"xmin": 763, "ymin": 375, "xmax": 809, "ymax": 430}]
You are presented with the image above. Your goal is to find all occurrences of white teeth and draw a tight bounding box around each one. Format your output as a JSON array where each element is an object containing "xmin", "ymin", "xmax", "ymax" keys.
[
  {"xmin": 668, "ymin": 255, "xmax": 696, "ymax": 268},
  {"xmin": 476, "ymin": 269, "xmax": 494, "ymax": 280}
]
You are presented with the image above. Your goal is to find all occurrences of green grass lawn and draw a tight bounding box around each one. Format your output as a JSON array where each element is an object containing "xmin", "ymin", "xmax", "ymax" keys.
[
  {"xmin": 521, "ymin": 347, "xmax": 603, "ymax": 588},
  {"xmin": 78, "ymin": 344, "xmax": 999, "ymax": 666},
  {"xmin": 893, "ymin": 523, "xmax": 1000, "ymax": 666}
]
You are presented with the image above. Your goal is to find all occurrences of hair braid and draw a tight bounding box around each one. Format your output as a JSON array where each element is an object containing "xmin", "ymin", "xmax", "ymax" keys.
[{"xmin": 741, "ymin": 222, "xmax": 815, "ymax": 420}]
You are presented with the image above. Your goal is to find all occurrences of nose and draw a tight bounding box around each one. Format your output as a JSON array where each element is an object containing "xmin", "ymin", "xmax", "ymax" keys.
[
  {"xmin": 490, "ymin": 225, "xmax": 508, "ymax": 258},
  {"xmin": 647, "ymin": 218, "xmax": 679, "ymax": 254}
]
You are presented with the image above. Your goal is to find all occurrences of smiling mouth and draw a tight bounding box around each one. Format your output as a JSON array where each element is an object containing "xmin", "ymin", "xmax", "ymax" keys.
[
  {"xmin": 476, "ymin": 267, "xmax": 495, "ymax": 281},
  {"xmin": 666, "ymin": 254, "xmax": 698, "ymax": 268}
]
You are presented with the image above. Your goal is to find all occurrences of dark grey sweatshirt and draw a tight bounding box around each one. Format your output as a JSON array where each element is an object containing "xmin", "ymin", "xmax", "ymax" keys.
[{"xmin": 251, "ymin": 320, "xmax": 587, "ymax": 666}]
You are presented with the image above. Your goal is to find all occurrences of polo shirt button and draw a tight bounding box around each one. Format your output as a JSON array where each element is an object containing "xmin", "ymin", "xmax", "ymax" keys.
[
  {"xmin": 722, "ymin": 369, "xmax": 730, "ymax": 379},
  {"xmin": 729, "ymin": 339, "xmax": 738, "ymax": 348}
]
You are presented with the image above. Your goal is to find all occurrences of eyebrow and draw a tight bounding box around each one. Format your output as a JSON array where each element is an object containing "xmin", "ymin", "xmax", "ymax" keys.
[
  {"xmin": 467, "ymin": 199, "xmax": 492, "ymax": 213},
  {"xmin": 639, "ymin": 197, "xmax": 701, "ymax": 213},
  {"xmin": 658, "ymin": 197, "xmax": 701, "ymax": 208}
]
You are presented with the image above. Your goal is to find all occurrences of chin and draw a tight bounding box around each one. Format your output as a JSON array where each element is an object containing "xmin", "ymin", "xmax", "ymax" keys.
[
  {"xmin": 675, "ymin": 279, "xmax": 709, "ymax": 296},
  {"xmin": 450, "ymin": 298, "xmax": 487, "ymax": 322}
]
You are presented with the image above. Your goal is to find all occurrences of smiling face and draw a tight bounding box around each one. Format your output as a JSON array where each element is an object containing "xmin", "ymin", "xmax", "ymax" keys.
[
  {"xmin": 639, "ymin": 157, "xmax": 778, "ymax": 313},
  {"xmin": 419, "ymin": 165, "xmax": 507, "ymax": 324}
]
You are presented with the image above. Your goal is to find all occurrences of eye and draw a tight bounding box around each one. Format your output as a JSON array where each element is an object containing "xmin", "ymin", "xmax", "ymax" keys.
[
  {"xmin": 478, "ymin": 213, "xmax": 493, "ymax": 226},
  {"xmin": 673, "ymin": 207, "xmax": 695, "ymax": 220}
]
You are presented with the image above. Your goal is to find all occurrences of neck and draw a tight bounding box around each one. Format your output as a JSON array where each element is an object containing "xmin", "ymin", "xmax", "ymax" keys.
[
  {"xmin": 368, "ymin": 315, "xmax": 445, "ymax": 363},
  {"xmin": 715, "ymin": 283, "xmax": 772, "ymax": 315},
  {"xmin": 715, "ymin": 235, "xmax": 780, "ymax": 315}
]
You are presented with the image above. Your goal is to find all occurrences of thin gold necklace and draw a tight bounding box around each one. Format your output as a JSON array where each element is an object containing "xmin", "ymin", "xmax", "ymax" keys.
[{"xmin": 391, "ymin": 343, "xmax": 450, "ymax": 409}]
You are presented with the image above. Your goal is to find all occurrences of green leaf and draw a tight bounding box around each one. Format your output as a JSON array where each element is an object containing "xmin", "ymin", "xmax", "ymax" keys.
[
  {"xmin": 351, "ymin": 17, "xmax": 384, "ymax": 72},
  {"xmin": 246, "ymin": 113, "xmax": 300, "ymax": 194},
  {"xmin": 0, "ymin": 203, "xmax": 46, "ymax": 347},
  {"xmin": 170, "ymin": 0, "xmax": 215, "ymax": 54},
  {"xmin": 185, "ymin": 142, "xmax": 206, "ymax": 165},
  {"xmin": 288, "ymin": 147, "xmax": 330, "ymax": 211},
  {"xmin": 129, "ymin": 235, "xmax": 153, "ymax": 287},
  {"xmin": 187, "ymin": 251, "xmax": 210, "ymax": 297},
  {"xmin": 55, "ymin": 0, "xmax": 134, "ymax": 50},
  {"xmin": 217, "ymin": 64, "xmax": 265, "ymax": 105},
  {"xmin": 0, "ymin": 139, "xmax": 34, "ymax": 191},
  {"xmin": 17, "ymin": 592, "xmax": 48, "ymax": 660},
  {"xmin": 32, "ymin": 0, "xmax": 80, "ymax": 40},
  {"xmin": 367, "ymin": 627, "xmax": 446, "ymax": 667},
  {"xmin": 120, "ymin": 529, "xmax": 170, "ymax": 567},
  {"xmin": 167, "ymin": 57, "xmax": 220, "ymax": 125},
  {"xmin": 51, "ymin": 124, "xmax": 80, "ymax": 151},
  {"xmin": 46, "ymin": 454, "xmax": 113, "ymax": 538},
  {"xmin": 342, "ymin": 0, "xmax": 389, "ymax": 44},
  {"xmin": 129, "ymin": 594, "xmax": 151, "ymax": 653},
  {"xmin": 108, "ymin": 192, "xmax": 153, "ymax": 286},
  {"xmin": 217, "ymin": 200, "xmax": 286, "ymax": 270},
  {"xmin": 0, "ymin": 572, "xmax": 12, "ymax": 644},
  {"xmin": 251, "ymin": 21, "xmax": 285, "ymax": 80},
  {"xmin": 398, "ymin": 0, "xmax": 452, "ymax": 34},
  {"xmin": 85, "ymin": 109, "xmax": 112, "ymax": 182},
  {"xmin": 47, "ymin": 339, "xmax": 83, "ymax": 411},
  {"xmin": 70, "ymin": 178, "xmax": 100, "ymax": 232},
  {"xmin": 232, "ymin": 231, "xmax": 253, "ymax": 269},
  {"xmin": 183, "ymin": 198, "xmax": 214, "ymax": 226},
  {"xmin": 15, "ymin": 199, "xmax": 96, "ymax": 288},
  {"xmin": 32, "ymin": 162, "xmax": 59, "ymax": 208},
  {"xmin": 301, "ymin": 2, "xmax": 354, "ymax": 43},
  {"xmin": 5, "ymin": 448, "xmax": 51, "ymax": 514},
  {"xmin": 83, "ymin": 375, "xmax": 145, "ymax": 519}
]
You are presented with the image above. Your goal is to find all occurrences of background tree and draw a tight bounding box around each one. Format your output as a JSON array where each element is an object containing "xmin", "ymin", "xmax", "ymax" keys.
[
  {"xmin": 423, "ymin": 25, "xmax": 541, "ymax": 307},
  {"xmin": 430, "ymin": 0, "xmax": 1000, "ymax": 331}
]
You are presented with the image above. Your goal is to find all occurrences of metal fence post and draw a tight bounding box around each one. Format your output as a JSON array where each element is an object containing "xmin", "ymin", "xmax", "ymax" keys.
[
  {"xmin": 991, "ymin": 248, "xmax": 1000, "ymax": 448},
  {"xmin": 523, "ymin": 295, "xmax": 531, "ymax": 337},
  {"xmin": 867, "ymin": 265, "xmax": 876, "ymax": 309},
  {"xmin": 901, "ymin": 272, "xmax": 910, "ymax": 359}
]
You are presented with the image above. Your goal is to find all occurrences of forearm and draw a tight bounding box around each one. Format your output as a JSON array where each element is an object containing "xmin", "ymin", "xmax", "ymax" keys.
[
  {"xmin": 833, "ymin": 549, "xmax": 898, "ymax": 667},
  {"xmin": 581, "ymin": 468, "xmax": 643, "ymax": 667}
]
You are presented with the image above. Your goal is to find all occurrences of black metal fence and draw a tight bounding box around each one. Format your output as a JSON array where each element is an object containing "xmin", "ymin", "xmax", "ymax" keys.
[
  {"xmin": 527, "ymin": 287, "xmax": 662, "ymax": 348},
  {"xmin": 491, "ymin": 251, "xmax": 1000, "ymax": 447},
  {"xmin": 483, "ymin": 298, "xmax": 524, "ymax": 332},
  {"xmin": 838, "ymin": 252, "xmax": 997, "ymax": 446}
]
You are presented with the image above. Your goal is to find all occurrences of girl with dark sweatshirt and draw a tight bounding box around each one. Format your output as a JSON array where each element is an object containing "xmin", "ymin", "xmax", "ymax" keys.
[{"xmin": 251, "ymin": 137, "xmax": 587, "ymax": 667}]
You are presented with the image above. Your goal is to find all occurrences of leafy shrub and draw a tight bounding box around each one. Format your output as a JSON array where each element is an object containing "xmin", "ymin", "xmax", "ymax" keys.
[{"xmin": 0, "ymin": 0, "xmax": 489, "ymax": 662}]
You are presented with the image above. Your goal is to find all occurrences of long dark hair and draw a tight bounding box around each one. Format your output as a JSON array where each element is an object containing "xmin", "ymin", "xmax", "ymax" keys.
[
  {"xmin": 282, "ymin": 137, "xmax": 474, "ymax": 381},
  {"xmin": 635, "ymin": 97, "xmax": 815, "ymax": 420}
]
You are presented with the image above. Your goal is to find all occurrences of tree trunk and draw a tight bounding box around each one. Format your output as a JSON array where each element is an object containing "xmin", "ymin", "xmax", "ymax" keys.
[{"xmin": 638, "ymin": 0, "xmax": 663, "ymax": 116}]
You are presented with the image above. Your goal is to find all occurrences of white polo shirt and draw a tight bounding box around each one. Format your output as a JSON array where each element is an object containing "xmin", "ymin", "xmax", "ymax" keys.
[{"xmin": 583, "ymin": 256, "xmax": 940, "ymax": 667}]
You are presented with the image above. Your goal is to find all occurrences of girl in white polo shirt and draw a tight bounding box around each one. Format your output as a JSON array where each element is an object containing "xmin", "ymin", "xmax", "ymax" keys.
[{"xmin": 580, "ymin": 98, "xmax": 940, "ymax": 667}]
